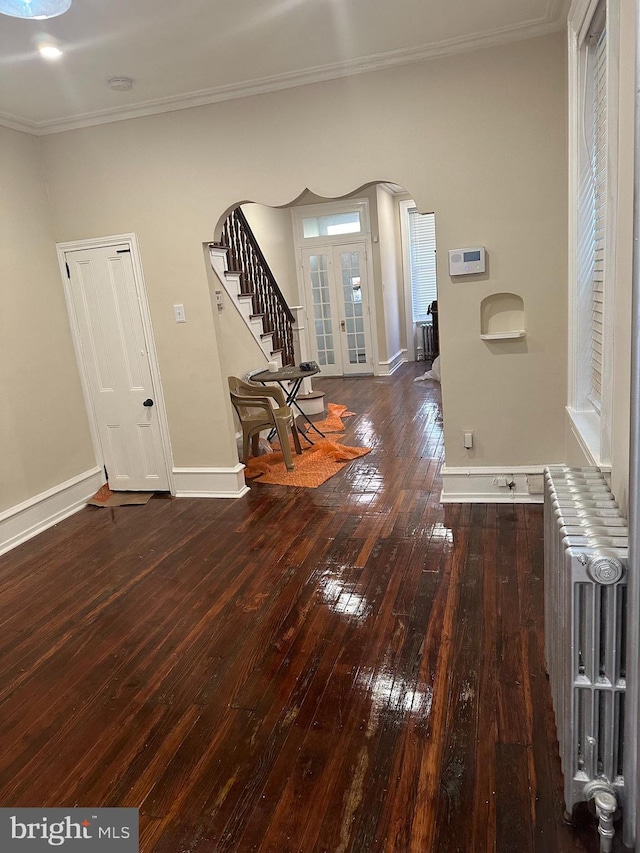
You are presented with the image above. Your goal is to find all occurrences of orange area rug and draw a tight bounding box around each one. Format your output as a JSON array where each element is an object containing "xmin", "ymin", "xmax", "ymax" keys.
[
  {"xmin": 244, "ymin": 437, "xmax": 370, "ymax": 488},
  {"xmin": 311, "ymin": 402, "xmax": 356, "ymax": 434}
]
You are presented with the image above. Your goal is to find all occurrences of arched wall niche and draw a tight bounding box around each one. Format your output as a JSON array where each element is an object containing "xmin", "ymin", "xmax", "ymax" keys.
[{"xmin": 480, "ymin": 292, "xmax": 526, "ymax": 340}]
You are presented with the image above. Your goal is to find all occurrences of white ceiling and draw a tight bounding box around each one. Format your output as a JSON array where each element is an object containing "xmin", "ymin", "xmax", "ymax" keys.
[{"xmin": 0, "ymin": 0, "xmax": 568, "ymax": 134}]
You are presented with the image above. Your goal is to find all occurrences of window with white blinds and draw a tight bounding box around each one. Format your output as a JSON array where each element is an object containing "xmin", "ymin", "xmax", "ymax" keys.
[
  {"xmin": 407, "ymin": 209, "xmax": 437, "ymax": 322},
  {"xmin": 568, "ymin": 0, "xmax": 618, "ymax": 463},
  {"xmin": 590, "ymin": 23, "xmax": 607, "ymax": 409}
]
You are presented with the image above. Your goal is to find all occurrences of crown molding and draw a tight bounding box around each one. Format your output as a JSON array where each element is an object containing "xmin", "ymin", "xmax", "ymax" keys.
[
  {"xmin": 0, "ymin": 4, "xmax": 569, "ymax": 137},
  {"xmin": 0, "ymin": 110, "xmax": 38, "ymax": 135}
]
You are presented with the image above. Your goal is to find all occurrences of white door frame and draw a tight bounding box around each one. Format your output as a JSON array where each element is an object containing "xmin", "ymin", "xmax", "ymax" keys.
[
  {"xmin": 56, "ymin": 233, "xmax": 175, "ymax": 494},
  {"xmin": 398, "ymin": 198, "xmax": 438, "ymax": 362},
  {"xmin": 299, "ymin": 242, "xmax": 375, "ymax": 376},
  {"xmin": 292, "ymin": 199, "xmax": 380, "ymax": 375},
  {"xmin": 399, "ymin": 199, "xmax": 418, "ymax": 361}
]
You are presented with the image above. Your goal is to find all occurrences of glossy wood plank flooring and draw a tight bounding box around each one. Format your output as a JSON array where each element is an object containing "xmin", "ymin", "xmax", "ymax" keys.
[{"xmin": 0, "ymin": 364, "xmax": 623, "ymax": 851}]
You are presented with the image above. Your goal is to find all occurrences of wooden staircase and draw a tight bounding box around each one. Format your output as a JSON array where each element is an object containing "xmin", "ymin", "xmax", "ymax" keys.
[
  {"xmin": 210, "ymin": 207, "xmax": 295, "ymax": 368},
  {"xmin": 209, "ymin": 207, "xmax": 324, "ymax": 416},
  {"xmin": 209, "ymin": 258, "xmax": 282, "ymax": 367}
]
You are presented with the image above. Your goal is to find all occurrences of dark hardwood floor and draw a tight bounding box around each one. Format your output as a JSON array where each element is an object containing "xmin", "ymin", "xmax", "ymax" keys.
[{"xmin": 0, "ymin": 364, "xmax": 625, "ymax": 851}]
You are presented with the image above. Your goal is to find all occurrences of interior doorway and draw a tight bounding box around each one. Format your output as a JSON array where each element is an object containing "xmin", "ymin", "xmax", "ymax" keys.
[
  {"xmin": 58, "ymin": 235, "xmax": 173, "ymax": 493},
  {"xmin": 300, "ymin": 241, "xmax": 373, "ymax": 376},
  {"xmin": 293, "ymin": 199, "xmax": 375, "ymax": 377},
  {"xmin": 216, "ymin": 182, "xmax": 426, "ymax": 381}
]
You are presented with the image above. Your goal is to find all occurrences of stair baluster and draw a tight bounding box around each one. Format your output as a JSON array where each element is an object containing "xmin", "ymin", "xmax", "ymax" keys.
[{"xmin": 219, "ymin": 208, "xmax": 295, "ymax": 366}]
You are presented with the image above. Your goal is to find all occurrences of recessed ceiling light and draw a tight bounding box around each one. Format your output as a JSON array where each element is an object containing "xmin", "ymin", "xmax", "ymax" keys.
[
  {"xmin": 39, "ymin": 45, "xmax": 63, "ymax": 59},
  {"xmin": 0, "ymin": 0, "xmax": 71, "ymax": 19}
]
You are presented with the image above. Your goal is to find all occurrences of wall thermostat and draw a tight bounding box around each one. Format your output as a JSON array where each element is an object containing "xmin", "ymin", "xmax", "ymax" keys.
[{"xmin": 448, "ymin": 247, "xmax": 486, "ymax": 276}]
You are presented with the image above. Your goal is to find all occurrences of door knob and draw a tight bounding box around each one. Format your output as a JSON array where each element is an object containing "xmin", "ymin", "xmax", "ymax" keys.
[
  {"xmin": 340, "ymin": 320, "xmax": 346, "ymax": 331},
  {"xmin": 143, "ymin": 398, "xmax": 154, "ymax": 407}
]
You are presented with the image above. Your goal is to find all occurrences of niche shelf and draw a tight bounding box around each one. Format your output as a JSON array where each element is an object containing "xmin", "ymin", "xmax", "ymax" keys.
[
  {"xmin": 480, "ymin": 292, "xmax": 525, "ymax": 341},
  {"xmin": 480, "ymin": 329, "xmax": 526, "ymax": 341}
]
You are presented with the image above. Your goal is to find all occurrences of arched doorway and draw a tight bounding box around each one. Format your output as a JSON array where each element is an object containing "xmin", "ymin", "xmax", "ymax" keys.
[{"xmin": 213, "ymin": 181, "xmax": 435, "ymax": 379}]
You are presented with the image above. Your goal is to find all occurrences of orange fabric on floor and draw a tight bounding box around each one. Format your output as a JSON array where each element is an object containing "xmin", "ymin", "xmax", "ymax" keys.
[
  {"xmin": 312, "ymin": 402, "xmax": 356, "ymax": 433},
  {"xmin": 244, "ymin": 437, "xmax": 370, "ymax": 488},
  {"xmin": 88, "ymin": 483, "xmax": 113, "ymax": 505}
]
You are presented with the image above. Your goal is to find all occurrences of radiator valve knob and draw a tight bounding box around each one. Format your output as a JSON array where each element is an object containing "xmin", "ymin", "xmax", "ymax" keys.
[{"xmin": 586, "ymin": 554, "xmax": 624, "ymax": 585}]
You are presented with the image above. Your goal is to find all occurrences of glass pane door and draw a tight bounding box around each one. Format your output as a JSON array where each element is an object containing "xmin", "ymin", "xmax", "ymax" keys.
[
  {"xmin": 334, "ymin": 243, "xmax": 372, "ymax": 375},
  {"xmin": 306, "ymin": 252, "xmax": 339, "ymax": 373},
  {"xmin": 339, "ymin": 249, "xmax": 367, "ymax": 366},
  {"xmin": 301, "ymin": 243, "xmax": 373, "ymax": 377}
]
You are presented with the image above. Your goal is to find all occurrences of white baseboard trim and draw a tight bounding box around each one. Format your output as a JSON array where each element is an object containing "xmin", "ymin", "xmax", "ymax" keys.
[
  {"xmin": 172, "ymin": 465, "xmax": 250, "ymax": 498},
  {"xmin": 440, "ymin": 464, "xmax": 557, "ymax": 504},
  {"xmin": 0, "ymin": 466, "xmax": 104, "ymax": 557},
  {"xmin": 377, "ymin": 350, "xmax": 408, "ymax": 376}
]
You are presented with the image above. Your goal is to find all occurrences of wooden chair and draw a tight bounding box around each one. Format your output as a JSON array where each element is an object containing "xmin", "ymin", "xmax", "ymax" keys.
[{"xmin": 228, "ymin": 376, "xmax": 302, "ymax": 471}]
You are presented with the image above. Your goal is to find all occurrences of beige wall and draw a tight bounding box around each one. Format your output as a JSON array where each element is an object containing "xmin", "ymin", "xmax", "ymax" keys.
[
  {"xmin": 564, "ymin": 428, "xmax": 591, "ymax": 468},
  {"xmin": 39, "ymin": 32, "xmax": 568, "ymax": 473},
  {"xmin": 217, "ymin": 286, "xmax": 270, "ymax": 380},
  {"xmin": 0, "ymin": 126, "xmax": 95, "ymax": 513}
]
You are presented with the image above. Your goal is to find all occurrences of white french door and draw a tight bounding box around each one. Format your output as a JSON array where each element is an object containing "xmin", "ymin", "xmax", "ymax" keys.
[
  {"xmin": 301, "ymin": 242, "xmax": 373, "ymax": 376},
  {"xmin": 64, "ymin": 243, "xmax": 171, "ymax": 492}
]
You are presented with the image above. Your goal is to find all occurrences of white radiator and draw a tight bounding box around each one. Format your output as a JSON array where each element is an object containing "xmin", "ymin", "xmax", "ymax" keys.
[
  {"xmin": 544, "ymin": 466, "xmax": 627, "ymax": 831},
  {"xmin": 416, "ymin": 321, "xmax": 437, "ymax": 361}
]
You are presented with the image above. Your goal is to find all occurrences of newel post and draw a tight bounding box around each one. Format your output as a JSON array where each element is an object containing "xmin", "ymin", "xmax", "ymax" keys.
[{"xmin": 290, "ymin": 305, "xmax": 314, "ymax": 396}]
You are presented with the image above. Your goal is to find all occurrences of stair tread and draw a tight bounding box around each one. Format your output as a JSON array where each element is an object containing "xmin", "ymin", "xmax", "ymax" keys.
[{"xmin": 296, "ymin": 391, "xmax": 325, "ymax": 401}]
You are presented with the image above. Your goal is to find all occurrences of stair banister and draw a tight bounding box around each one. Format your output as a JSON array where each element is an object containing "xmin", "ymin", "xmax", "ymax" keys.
[{"xmin": 220, "ymin": 207, "xmax": 295, "ymax": 366}]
